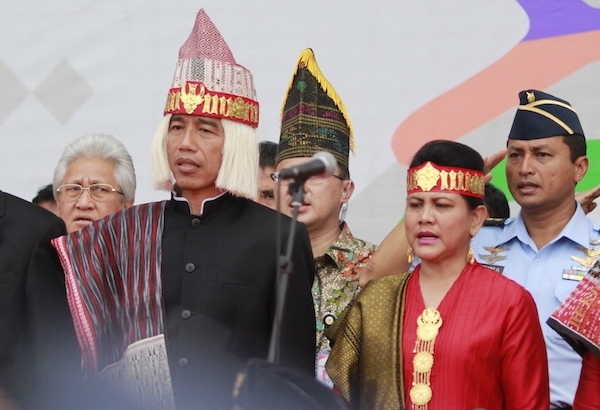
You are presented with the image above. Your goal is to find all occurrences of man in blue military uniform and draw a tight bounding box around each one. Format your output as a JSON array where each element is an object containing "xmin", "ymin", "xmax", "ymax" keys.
[{"xmin": 471, "ymin": 89, "xmax": 597, "ymax": 409}]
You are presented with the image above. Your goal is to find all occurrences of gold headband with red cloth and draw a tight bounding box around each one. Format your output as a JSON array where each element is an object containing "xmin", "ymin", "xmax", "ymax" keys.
[
  {"xmin": 407, "ymin": 161, "xmax": 485, "ymax": 199},
  {"xmin": 164, "ymin": 81, "xmax": 259, "ymax": 128}
]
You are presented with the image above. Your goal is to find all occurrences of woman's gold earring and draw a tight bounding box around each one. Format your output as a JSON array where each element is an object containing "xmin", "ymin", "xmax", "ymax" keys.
[
  {"xmin": 467, "ymin": 248, "xmax": 475, "ymax": 264},
  {"xmin": 407, "ymin": 247, "xmax": 414, "ymax": 264}
]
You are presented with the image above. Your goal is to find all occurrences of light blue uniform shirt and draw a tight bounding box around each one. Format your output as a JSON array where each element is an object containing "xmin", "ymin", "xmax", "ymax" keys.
[{"xmin": 472, "ymin": 204, "xmax": 600, "ymax": 408}]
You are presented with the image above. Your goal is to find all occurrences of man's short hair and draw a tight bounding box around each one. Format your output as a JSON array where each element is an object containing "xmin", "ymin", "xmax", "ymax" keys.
[
  {"xmin": 259, "ymin": 141, "xmax": 277, "ymax": 169},
  {"xmin": 562, "ymin": 134, "xmax": 586, "ymax": 163},
  {"xmin": 337, "ymin": 167, "xmax": 350, "ymax": 180}
]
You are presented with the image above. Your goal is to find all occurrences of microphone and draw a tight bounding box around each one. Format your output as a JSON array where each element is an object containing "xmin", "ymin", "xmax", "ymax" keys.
[{"xmin": 275, "ymin": 151, "xmax": 337, "ymax": 180}]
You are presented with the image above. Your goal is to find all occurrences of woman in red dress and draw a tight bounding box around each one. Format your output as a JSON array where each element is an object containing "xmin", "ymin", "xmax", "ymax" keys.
[{"xmin": 326, "ymin": 140, "xmax": 549, "ymax": 409}]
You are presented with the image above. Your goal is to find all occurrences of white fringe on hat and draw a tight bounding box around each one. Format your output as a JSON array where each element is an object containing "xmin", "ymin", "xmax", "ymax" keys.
[
  {"xmin": 151, "ymin": 114, "xmax": 259, "ymax": 200},
  {"xmin": 217, "ymin": 119, "xmax": 258, "ymax": 199},
  {"xmin": 151, "ymin": 116, "xmax": 173, "ymax": 191}
]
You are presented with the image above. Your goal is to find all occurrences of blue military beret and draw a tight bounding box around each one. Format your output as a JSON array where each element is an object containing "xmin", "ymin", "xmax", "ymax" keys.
[{"xmin": 508, "ymin": 89, "xmax": 585, "ymax": 140}]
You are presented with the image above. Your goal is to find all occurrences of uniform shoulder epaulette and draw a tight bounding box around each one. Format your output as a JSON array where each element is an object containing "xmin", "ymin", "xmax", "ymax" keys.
[{"xmin": 483, "ymin": 217, "xmax": 507, "ymax": 227}]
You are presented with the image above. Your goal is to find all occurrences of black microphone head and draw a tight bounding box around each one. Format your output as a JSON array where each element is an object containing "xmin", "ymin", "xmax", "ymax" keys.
[{"xmin": 312, "ymin": 151, "xmax": 337, "ymax": 178}]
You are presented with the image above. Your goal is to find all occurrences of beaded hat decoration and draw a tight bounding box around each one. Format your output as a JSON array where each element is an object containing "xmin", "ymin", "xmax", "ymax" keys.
[
  {"xmin": 276, "ymin": 48, "xmax": 354, "ymax": 173},
  {"xmin": 407, "ymin": 161, "xmax": 485, "ymax": 199},
  {"xmin": 508, "ymin": 89, "xmax": 584, "ymax": 141},
  {"xmin": 163, "ymin": 9, "xmax": 259, "ymax": 128}
]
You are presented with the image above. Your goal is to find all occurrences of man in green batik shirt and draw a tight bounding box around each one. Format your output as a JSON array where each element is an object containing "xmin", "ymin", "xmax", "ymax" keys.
[{"xmin": 273, "ymin": 48, "xmax": 376, "ymax": 388}]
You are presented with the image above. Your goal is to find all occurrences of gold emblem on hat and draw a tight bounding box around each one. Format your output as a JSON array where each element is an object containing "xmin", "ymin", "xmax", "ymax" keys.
[
  {"xmin": 571, "ymin": 247, "xmax": 600, "ymax": 269},
  {"xmin": 413, "ymin": 162, "xmax": 440, "ymax": 192},
  {"xmin": 180, "ymin": 82, "xmax": 206, "ymax": 114},
  {"xmin": 479, "ymin": 246, "xmax": 508, "ymax": 265},
  {"xmin": 526, "ymin": 91, "xmax": 536, "ymax": 103}
]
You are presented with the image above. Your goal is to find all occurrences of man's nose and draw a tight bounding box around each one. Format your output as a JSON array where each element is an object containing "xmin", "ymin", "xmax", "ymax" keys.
[
  {"xmin": 75, "ymin": 189, "xmax": 95, "ymax": 207},
  {"xmin": 519, "ymin": 155, "xmax": 535, "ymax": 175}
]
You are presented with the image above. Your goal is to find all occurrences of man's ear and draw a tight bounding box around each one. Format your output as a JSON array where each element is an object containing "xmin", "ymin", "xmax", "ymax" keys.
[
  {"xmin": 574, "ymin": 155, "xmax": 589, "ymax": 183},
  {"xmin": 341, "ymin": 180, "xmax": 355, "ymax": 203}
]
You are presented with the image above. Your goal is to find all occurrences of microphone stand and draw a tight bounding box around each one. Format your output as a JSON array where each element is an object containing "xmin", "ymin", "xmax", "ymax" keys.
[
  {"xmin": 235, "ymin": 175, "xmax": 348, "ymax": 410},
  {"xmin": 268, "ymin": 177, "xmax": 305, "ymax": 364}
]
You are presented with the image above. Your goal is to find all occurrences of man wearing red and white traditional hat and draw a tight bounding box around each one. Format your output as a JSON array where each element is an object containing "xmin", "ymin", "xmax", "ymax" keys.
[{"xmin": 52, "ymin": 9, "xmax": 316, "ymax": 409}]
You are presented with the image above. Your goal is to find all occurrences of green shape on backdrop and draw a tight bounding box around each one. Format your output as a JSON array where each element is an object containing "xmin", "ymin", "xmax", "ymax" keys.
[{"xmin": 489, "ymin": 139, "xmax": 600, "ymax": 201}]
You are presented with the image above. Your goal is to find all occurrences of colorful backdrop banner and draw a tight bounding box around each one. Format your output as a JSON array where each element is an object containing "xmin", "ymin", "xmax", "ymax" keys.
[{"xmin": 1, "ymin": 0, "xmax": 599, "ymax": 243}]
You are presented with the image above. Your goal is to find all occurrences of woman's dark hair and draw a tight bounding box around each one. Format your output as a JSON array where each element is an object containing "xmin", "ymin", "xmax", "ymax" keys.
[{"xmin": 409, "ymin": 140, "xmax": 485, "ymax": 210}]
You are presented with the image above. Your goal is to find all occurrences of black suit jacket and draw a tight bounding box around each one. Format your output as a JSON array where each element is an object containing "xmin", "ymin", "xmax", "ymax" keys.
[{"xmin": 0, "ymin": 191, "xmax": 78, "ymax": 407}]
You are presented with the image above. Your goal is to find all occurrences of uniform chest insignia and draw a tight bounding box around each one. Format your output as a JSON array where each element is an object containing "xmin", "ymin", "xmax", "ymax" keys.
[
  {"xmin": 571, "ymin": 246, "xmax": 600, "ymax": 269},
  {"xmin": 590, "ymin": 239, "xmax": 600, "ymax": 246},
  {"xmin": 479, "ymin": 246, "xmax": 508, "ymax": 265},
  {"xmin": 562, "ymin": 269, "xmax": 585, "ymax": 281}
]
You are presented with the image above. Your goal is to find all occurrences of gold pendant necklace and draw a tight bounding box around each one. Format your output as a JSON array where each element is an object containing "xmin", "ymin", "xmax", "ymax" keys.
[{"xmin": 410, "ymin": 307, "xmax": 443, "ymax": 410}]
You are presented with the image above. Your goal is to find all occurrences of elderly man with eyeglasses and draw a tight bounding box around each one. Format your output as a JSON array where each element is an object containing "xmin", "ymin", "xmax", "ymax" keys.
[{"xmin": 53, "ymin": 133, "xmax": 135, "ymax": 233}]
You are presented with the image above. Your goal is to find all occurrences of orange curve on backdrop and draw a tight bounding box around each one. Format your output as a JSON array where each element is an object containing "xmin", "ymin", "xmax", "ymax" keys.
[{"xmin": 391, "ymin": 30, "xmax": 600, "ymax": 165}]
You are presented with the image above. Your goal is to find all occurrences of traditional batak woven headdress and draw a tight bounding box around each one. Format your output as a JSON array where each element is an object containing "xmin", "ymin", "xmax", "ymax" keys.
[
  {"xmin": 276, "ymin": 49, "xmax": 354, "ymax": 174},
  {"xmin": 407, "ymin": 161, "xmax": 485, "ymax": 199},
  {"xmin": 508, "ymin": 89, "xmax": 585, "ymax": 141},
  {"xmin": 163, "ymin": 9, "xmax": 258, "ymax": 127},
  {"xmin": 152, "ymin": 9, "xmax": 259, "ymax": 198}
]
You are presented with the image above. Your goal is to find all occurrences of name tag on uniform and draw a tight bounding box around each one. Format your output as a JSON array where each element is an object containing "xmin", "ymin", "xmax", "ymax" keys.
[{"xmin": 482, "ymin": 264, "xmax": 504, "ymax": 273}]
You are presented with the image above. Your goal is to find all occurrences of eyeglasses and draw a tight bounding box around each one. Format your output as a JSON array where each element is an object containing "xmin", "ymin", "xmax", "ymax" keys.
[
  {"xmin": 56, "ymin": 183, "xmax": 124, "ymax": 202},
  {"xmin": 270, "ymin": 173, "xmax": 345, "ymax": 188}
]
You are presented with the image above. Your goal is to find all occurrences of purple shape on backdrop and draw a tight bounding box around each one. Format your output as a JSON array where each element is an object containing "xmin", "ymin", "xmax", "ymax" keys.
[{"xmin": 517, "ymin": 0, "xmax": 600, "ymax": 40}]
